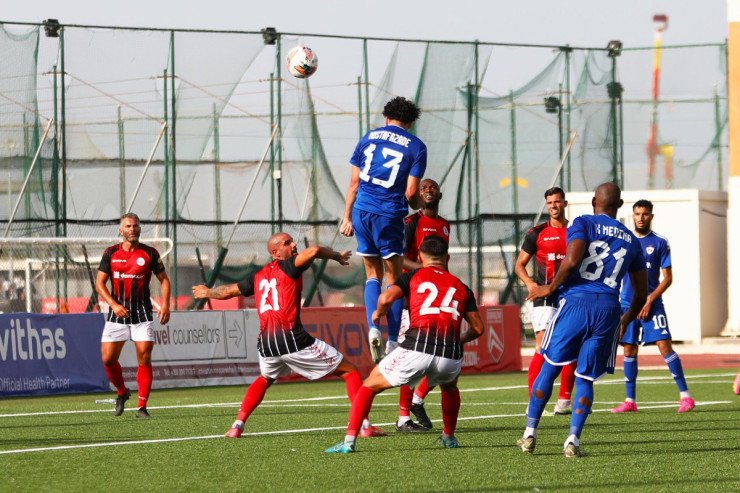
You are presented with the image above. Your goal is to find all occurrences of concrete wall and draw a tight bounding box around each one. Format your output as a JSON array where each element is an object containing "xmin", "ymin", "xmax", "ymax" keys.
[{"xmin": 565, "ymin": 189, "xmax": 727, "ymax": 343}]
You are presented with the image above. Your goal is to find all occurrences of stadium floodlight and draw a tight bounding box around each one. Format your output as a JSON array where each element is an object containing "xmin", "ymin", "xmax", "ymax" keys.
[
  {"xmin": 544, "ymin": 96, "xmax": 561, "ymax": 114},
  {"xmin": 607, "ymin": 40, "xmax": 623, "ymax": 57},
  {"xmin": 43, "ymin": 19, "xmax": 61, "ymax": 38},
  {"xmin": 261, "ymin": 27, "xmax": 278, "ymax": 45}
]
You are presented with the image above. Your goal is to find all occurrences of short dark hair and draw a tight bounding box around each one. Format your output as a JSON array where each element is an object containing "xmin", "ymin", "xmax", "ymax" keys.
[
  {"xmin": 383, "ymin": 97, "xmax": 421, "ymax": 125},
  {"xmin": 544, "ymin": 187, "xmax": 565, "ymax": 200},
  {"xmin": 419, "ymin": 235, "xmax": 448, "ymax": 258},
  {"xmin": 633, "ymin": 199, "xmax": 654, "ymax": 212},
  {"xmin": 120, "ymin": 212, "xmax": 140, "ymax": 223}
]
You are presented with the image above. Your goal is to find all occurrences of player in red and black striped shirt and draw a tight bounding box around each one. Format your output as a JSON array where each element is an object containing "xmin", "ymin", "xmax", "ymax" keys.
[
  {"xmin": 193, "ymin": 232, "xmax": 386, "ymax": 438},
  {"xmin": 327, "ymin": 235, "xmax": 484, "ymax": 453},
  {"xmin": 96, "ymin": 213, "xmax": 171, "ymax": 419},
  {"xmin": 397, "ymin": 178, "xmax": 450, "ymax": 432},
  {"xmin": 515, "ymin": 187, "xmax": 576, "ymax": 415}
]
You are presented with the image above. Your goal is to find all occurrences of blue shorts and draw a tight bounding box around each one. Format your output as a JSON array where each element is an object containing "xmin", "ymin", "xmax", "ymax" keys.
[
  {"xmin": 352, "ymin": 208, "xmax": 404, "ymax": 258},
  {"xmin": 620, "ymin": 305, "xmax": 671, "ymax": 345},
  {"xmin": 541, "ymin": 293, "xmax": 622, "ymax": 381}
]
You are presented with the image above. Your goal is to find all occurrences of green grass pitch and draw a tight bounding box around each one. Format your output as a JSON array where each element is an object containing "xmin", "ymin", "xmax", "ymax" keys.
[{"xmin": 1, "ymin": 370, "xmax": 739, "ymax": 492}]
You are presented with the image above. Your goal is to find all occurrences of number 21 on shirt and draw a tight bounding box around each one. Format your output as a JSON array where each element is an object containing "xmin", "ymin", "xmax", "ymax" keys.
[
  {"xmin": 359, "ymin": 144, "xmax": 403, "ymax": 189},
  {"xmin": 259, "ymin": 278, "xmax": 279, "ymax": 313}
]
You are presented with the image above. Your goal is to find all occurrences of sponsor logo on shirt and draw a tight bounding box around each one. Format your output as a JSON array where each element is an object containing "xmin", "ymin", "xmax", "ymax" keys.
[
  {"xmin": 112, "ymin": 271, "xmax": 144, "ymax": 280},
  {"xmin": 112, "ymin": 259, "xmax": 127, "ymax": 263},
  {"xmin": 542, "ymin": 236, "xmax": 562, "ymax": 241}
]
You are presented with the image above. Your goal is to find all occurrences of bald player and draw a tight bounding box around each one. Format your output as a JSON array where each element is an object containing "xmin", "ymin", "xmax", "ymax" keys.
[
  {"xmin": 517, "ymin": 183, "xmax": 648, "ymax": 458},
  {"xmin": 193, "ymin": 232, "xmax": 386, "ymax": 438}
]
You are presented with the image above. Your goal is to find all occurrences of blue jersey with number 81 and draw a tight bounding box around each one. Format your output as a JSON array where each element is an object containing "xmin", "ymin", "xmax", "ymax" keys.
[
  {"xmin": 351, "ymin": 124, "xmax": 427, "ymax": 219},
  {"xmin": 561, "ymin": 214, "xmax": 646, "ymax": 298}
]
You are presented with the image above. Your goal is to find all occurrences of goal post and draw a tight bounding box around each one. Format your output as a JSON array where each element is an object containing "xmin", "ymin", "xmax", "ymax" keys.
[{"xmin": 0, "ymin": 237, "xmax": 173, "ymax": 314}]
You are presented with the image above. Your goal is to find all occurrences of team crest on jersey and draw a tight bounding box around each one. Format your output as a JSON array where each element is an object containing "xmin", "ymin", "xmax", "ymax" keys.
[
  {"xmin": 485, "ymin": 308, "xmax": 505, "ymax": 363},
  {"xmin": 443, "ymin": 226, "xmax": 449, "ymax": 236},
  {"xmin": 137, "ymin": 257, "xmax": 145, "ymax": 266},
  {"xmin": 646, "ymin": 246, "xmax": 654, "ymax": 255}
]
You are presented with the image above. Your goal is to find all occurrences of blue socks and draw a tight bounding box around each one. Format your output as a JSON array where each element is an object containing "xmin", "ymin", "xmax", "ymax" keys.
[
  {"xmin": 623, "ymin": 356, "xmax": 637, "ymax": 400},
  {"xmin": 526, "ymin": 361, "xmax": 560, "ymax": 428},
  {"xmin": 569, "ymin": 377, "xmax": 594, "ymax": 440},
  {"xmin": 385, "ymin": 288, "xmax": 403, "ymax": 342},
  {"xmin": 363, "ymin": 278, "xmax": 403, "ymax": 343},
  {"xmin": 664, "ymin": 351, "xmax": 689, "ymax": 392},
  {"xmin": 364, "ymin": 278, "xmax": 381, "ymax": 329}
]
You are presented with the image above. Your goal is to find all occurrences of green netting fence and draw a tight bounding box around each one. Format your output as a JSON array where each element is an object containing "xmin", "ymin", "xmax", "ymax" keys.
[{"xmin": 0, "ymin": 21, "xmax": 727, "ymax": 315}]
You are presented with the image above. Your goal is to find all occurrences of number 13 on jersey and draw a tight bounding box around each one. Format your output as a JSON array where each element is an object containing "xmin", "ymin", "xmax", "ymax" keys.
[{"xmin": 359, "ymin": 144, "xmax": 403, "ymax": 189}]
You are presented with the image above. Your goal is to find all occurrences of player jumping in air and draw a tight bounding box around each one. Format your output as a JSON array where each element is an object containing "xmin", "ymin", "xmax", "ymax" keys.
[{"xmin": 340, "ymin": 96, "xmax": 426, "ymax": 364}]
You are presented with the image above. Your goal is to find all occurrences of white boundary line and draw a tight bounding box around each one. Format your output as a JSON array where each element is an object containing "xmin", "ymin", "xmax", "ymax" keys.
[
  {"xmin": 0, "ymin": 399, "xmax": 732, "ymax": 456},
  {"xmin": 1, "ymin": 372, "xmax": 735, "ymax": 419},
  {"xmin": 0, "ymin": 376, "xmax": 735, "ymax": 456}
]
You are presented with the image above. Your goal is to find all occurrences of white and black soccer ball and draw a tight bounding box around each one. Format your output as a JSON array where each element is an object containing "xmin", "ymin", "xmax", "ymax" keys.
[{"xmin": 285, "ymin": 45, "xmax": 318, "ymax": 79}]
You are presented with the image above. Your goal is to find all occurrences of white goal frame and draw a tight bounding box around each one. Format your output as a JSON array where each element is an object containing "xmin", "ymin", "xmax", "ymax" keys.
[{"xmin": 0, "ymin": 237, "xmax": 173, "ymax": 313}]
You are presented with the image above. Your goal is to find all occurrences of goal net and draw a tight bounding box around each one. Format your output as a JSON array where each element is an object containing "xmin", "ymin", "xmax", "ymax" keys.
[{"xmin": 0, "ymin": 237, "xmax": 173, "ymax": 314}]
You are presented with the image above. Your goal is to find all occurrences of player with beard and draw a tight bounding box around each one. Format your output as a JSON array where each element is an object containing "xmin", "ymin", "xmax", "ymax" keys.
[
  {"xmin": 612, "ymin": 200, "xmax": 695, "ymax": 414},
  {"xmin": 517, "ymin": 183, "xmax": 647, "ymax": 457},
  {"xmin": 515, "ymin": 187, "xmax": 576, "ymax": 415},
  {"xmin": 96, "ymin": 212, "xmax": 171, "ymax": 418},
  {"xmin": 395, "ymin": 178, "xmax": 450, "ymax": 432},
  {"xmin": 193, "ymin": 232, "xmax": 386, "ymax": 438}
]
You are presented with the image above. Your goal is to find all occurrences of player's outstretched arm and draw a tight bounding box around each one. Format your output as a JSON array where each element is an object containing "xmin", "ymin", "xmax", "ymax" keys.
[
  {"xmin": 527, "ymin": 238, "xmax": 586, "ymax": 301},
  {"xmin": 295, "ymin": 246, "xmax": 352, "ymax": 268},
  {"xmin": 192, "ymin": 283, "xmax": 242, "ymax": 300},
  {"xmin": 461, "ymin": 310, "xmax": 485, "ymax": 344},
  {"xmin": 371, "ymin": 285, "xmax": 404, "ymax": 326}
]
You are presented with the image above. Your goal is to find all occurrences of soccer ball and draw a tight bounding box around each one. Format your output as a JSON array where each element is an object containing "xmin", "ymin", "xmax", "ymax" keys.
[{"xmin": 286, "ymin": 45, "xmax": 318, "ymax": 78}]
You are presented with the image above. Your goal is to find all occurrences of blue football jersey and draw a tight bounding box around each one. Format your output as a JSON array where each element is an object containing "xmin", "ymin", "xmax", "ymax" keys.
[
  {"xmin": 620, "ymin": 231, "xmax": 671, "ymax": 308},
  {"xmin": 350, "ymin": 124, "xmax": 427, "ymax": 219},
  {"xmin": 561, "ymin": 214, "xmax": 646, "ymax": 298}
]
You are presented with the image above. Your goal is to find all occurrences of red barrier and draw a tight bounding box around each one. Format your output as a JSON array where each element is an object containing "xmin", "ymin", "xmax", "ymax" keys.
[{"xmin": 298, "ymin": 305, "xmax": 521, "ymax": 380}]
